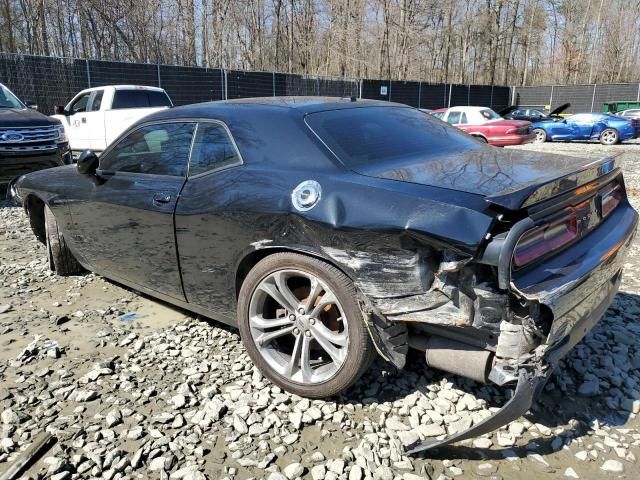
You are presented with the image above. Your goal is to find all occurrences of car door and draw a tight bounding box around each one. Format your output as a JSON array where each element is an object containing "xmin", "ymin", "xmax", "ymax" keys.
[
  {"xmin": 563, "ymin": 114, "xmax": 595, "ymax": 139},
  {"xmin": 61, "ymin": 91, "xmax": 93, "ymax": 151},
  {"xmin": 174, "ymin": 121, "xmax": 244, "ymax": 318},
  {"xmin": 68, "ymin": 121, "xmax": 195, "ymax": 300}
]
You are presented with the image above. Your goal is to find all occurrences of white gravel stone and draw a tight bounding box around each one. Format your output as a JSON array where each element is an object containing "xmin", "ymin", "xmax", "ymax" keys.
[{"xmin": 601, "ymin": 459, "xmax": 624, "ymax": 473}]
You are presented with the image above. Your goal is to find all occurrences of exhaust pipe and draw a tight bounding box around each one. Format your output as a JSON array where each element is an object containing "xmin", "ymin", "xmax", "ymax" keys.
[{"xmin": 412, "ymin": 335, "xmax": 494, "ymax": 383}]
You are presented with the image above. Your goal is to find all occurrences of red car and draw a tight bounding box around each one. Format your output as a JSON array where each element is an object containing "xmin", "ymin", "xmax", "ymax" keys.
[{"xmin": 431, "ymin": 107, "xmax": 536, "ymax": 146}]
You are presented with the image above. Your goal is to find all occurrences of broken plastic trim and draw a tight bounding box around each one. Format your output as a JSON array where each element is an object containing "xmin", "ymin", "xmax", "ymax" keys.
[{"xmin": 404, "ymin": 365, "xmax": 552, "ymax": 455}]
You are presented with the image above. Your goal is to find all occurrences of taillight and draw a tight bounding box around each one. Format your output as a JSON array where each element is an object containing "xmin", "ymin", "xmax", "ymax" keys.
[
  {"xmin": 601, "ymin": 185, "xmax": 622, "ymax": 218},
  {"xmin": 632, "ymin": 119, "xmax": 640, "ymax": 127},
  {"xmin": 513, "ymin": 212, "xmax": 578, "ymax": 267}
]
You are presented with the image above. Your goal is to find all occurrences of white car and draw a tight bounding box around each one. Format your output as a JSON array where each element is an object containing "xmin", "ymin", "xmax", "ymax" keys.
[
  {"xmin": 52, "ymin": 85, "xmax": 173, "ymax": 156},
  {"xmin": 618, "ymin": 109, "xmax": 640, "ymax": 120}
]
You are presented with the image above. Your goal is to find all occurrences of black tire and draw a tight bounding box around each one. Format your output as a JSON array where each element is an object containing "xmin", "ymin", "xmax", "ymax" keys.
[
  {"xmin": 237, "ymin": 252, "xmax": 375, "ymax": 398},
  {"xmin": 474, "ymin": 135, "xmax": 488, "ymax": 143},
  {"xmin": 534, "ymin": 128, "xmax": 547, "ymax": 143},
  {"xmin": 44, "ymin": 205, "xmax": 83, "ymax": 276},
  {"xmin": 599, "ymin": 128, "xmax": 619, "ymax": 145}
]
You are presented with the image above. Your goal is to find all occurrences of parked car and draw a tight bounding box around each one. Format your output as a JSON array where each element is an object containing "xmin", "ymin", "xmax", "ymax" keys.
[
  {"xmin": 618, "ymin": 109, "xmax": 640, "ymax": 120},
  {"xmin": 13, "ymin": 98, "xmax": 637, "ymax": 452},
  {"xmin": 603, "ymin": 101, "xmax": 640, "ymax": 114},
  {"xmin": 499, "ymin": 103, "xmax": 570, "ymax": 123},
  {"xmin": 434, "ymin": 106, "xmax": 535, "ymax": 146},
  {"xmin": 52, "ymin": 85, "xmax": 173, "ymax": 157},
  {"xmin": 0, "ymin": 82, "xmax": 71, "ymax": 195},
  {"xmin": 532, "ymin": 112, "xmax": 639, "ymax": 144}
]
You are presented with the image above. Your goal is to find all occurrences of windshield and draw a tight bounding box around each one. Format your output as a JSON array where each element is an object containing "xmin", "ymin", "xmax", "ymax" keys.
[
  {"xmin": 0, "ymin": 85, "xmax": 25, "ymax": 109},
  {"xmin": 305, "ymin": 106, "xmax": 482, "ymax": 169},
  {"xmin": 480, "ymin": 109, "xmax": 501, "ymax": 120}
]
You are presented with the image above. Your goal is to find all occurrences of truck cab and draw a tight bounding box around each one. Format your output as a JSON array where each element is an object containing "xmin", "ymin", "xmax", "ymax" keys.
[
  {"xmin": 0, "ymin": 83, "xmax": 71, "ymax": 194},
  {"xmin": 52, "ymin": 85, "xmax": 172, "ymax": 157}
]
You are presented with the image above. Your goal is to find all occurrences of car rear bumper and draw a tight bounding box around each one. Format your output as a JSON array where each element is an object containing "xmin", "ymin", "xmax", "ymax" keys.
[
  {"xmin": 406, "ymin": 201, "xmax": 637, "ymax": 454},
  {"xmin": 0, "ymin": 146, "xmax": 71, "ymax": 185},
  {"xmin": 489, "ymin": 132, "xmax": 536, "ymax": 147}
]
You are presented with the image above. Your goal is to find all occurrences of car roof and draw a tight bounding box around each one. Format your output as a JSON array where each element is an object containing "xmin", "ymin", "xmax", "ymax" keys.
[
  {"xmin": 79, "ymin": 85, "xmax": 167, "ymax": 94},
  {"xmin": 448, "ymin": 106, "xmax": 493, "ymax": 112}
]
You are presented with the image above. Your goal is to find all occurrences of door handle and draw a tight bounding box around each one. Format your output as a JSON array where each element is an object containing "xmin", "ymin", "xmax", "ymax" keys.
[
  {"xmin": 153, "ymin": 193, "xmax": 172, "ymax": 204},
  {"xmin": 81, "ymin": 117, "xmax": 86, "ymax": 123}
]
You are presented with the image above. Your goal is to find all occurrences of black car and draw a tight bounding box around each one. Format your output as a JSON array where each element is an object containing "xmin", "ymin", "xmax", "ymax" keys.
[
  {"xmin": 13, "ymin": 97, "xmax": 638, "ymax": 452},
  {"xmin": 0, "ymin": 83, "xmax": 72, "ymax": 194},
  {"xmin": 499, "ymin": 102, "xmax": 570, "ymax": 123}
]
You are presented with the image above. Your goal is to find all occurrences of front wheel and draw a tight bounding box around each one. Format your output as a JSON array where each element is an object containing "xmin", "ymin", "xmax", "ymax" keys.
[
  {"xmin": 534, "ymin": 128, "xmax": 547, "ymax": 143},
  {"xmin": 44, "ymin": 205, "xmax": 83, "ymax": 276},
  {"xmin": 599, "ymin": 128, "xmax": 619, "ymax": 145},
  {"xmin": 237, "ymin": 253, "xmax": 375, "ymax": 398}
]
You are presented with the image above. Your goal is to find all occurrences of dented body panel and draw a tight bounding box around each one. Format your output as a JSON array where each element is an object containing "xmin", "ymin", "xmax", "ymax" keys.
[{"xmin": 13, "ymin": 97, "xmax": 639, "ymax": 451}]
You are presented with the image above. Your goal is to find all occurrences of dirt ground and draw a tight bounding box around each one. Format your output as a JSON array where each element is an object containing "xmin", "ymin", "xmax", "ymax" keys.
[{"xmin": 1, "ymin": 138, "xmax": 640, "ymax": 480}]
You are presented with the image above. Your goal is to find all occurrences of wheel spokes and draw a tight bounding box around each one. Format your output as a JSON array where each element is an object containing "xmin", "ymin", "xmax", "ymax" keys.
[
  {"xmin": 310, "ymin": 290, "xmax": 338, "ymax": 318},
  {"xmin": 256, "ymin": 277, "xmax": 298, "ymax": 313},
  {"xmin": 249, "ymin": 314, "xmax": 292, "ymax": 330},
  {"xmin": 310, "ymin": 320, "xmax": 348, "ymax": 347},
  {"xmin": 300, "ymin": 335, "xmax": 313, "ymax": 382},
  {"xmin": 255, "ymin": 325, "xmax": 295, "ymax": 347},
  {"xmin": 303, "ymin": 278, "xmax": 324, "ymax": 313},
  {"xmin": 284, "ymin": 333, "xmax": 303, "ymax": 377},
  {"xmin": 310, "ymin": 324, "xmax": 344, "ymax": 364}
]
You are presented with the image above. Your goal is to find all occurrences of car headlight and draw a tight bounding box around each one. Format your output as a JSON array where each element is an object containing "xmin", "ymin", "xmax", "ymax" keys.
[{"xmin": 55, "ymin": 125, "xmax": 68, "ymax": 144}]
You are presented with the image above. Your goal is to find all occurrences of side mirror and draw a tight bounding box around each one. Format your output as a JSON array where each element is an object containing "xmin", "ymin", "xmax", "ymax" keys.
[
  {"xmin": 54, "ymin": 105, "xmax": 68, "ymax": 116},
  {"xmin": 77, "ymin": 150, "xmax": 99, "ymax": 175},
  {"xmin": 24, "ymin": 100, "xmax": 38, "ymax": 110}
]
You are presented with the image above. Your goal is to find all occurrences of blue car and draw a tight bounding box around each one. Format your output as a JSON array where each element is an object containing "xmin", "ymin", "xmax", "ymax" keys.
[{"xmin": 532, "ymin": 112, "xmax": 639, "ymax": 145}]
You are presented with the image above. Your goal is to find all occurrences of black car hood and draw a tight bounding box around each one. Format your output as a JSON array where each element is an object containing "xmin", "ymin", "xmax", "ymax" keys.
[
  {"xmin": 353, "ymin": 147, "xmax": 619, "ymax": 210},
  {"xmin": 549, "ymin": 102, "xmax": 571, "ymax": 116},
  {"xmin": 0, "ymin": 108, "xmax": 60, "ymax": 127}
]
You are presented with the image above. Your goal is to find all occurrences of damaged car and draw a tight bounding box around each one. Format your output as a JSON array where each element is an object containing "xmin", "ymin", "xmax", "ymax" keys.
[{"xmin": 13, "ymin": 97, "xmax": 638, "ymax": 452}]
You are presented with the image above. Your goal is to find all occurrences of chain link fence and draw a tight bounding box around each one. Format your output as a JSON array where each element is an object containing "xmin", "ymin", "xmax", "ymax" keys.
[{"xmin": 511, "ymin": 83, "xmax": 640, "ymax": 113}]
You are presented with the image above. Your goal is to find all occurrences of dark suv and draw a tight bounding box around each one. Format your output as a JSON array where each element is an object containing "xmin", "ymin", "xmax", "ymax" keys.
[{"xmin": 0, "ymin": 83, "xmax": 71, "ymax": 195}]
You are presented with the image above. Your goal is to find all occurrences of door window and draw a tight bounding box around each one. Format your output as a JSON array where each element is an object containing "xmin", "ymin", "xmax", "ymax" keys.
[
  {"xmin": 459, "ymin": 112, "xmax": 468, "ymax": 124},
  {"xmin": 112, "ymin": 89, "xmax": 172, "ymax": 109},
  {"xmin": 447, "ymin": 111, "xmax": 462, "ymax": 125},
  {"xmin": 100, "ymin": 123, "xmax": 195, "ymax": 176},
  {"xmin": 189, "ymin": 122, "xmax": 241, "ymax": 176},
  {"xmin": 89, "ymin": 90, "xmax": 104, "ymax": 112},
  {"xmin": 70, "ymin": 93, "xmax": 91, "ymax": 113}
]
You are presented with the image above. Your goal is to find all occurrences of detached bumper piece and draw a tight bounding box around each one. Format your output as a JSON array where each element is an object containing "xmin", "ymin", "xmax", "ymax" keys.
[{"xmin": 404, "ymin": 367, "xmax": 551, "ymax": 454}]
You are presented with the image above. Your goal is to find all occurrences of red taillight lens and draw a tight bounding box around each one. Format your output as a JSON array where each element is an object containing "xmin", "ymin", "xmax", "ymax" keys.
[
  {"xmin": 601, "ymin": 186, "xmax": 622, "ymax": 218},
  {"xmin": 513, "ymin": 213, "xmax": 578, "ymax": 267}
]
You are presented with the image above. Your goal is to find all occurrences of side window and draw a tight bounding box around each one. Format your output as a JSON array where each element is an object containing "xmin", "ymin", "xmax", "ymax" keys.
[
  {"xmin": 112, "ymin": 90, "xmax": 149, "ymax": 109},
  {"xmin": 89, "ymin": 90, "xmax": 104, "ymax": 112},
  {"xmin": 447, "ymin": 111, "xmax": 461, "ymax": 125},
  {"xmin": 70, "ymin": 93, "xmax": 90, "ymax": 114},
  {"xmin": 189, "ymin": 122, "xmax": 241, "ymax": 176},
  {"xmin": 459, "ymin": 112, "xmax": 468, "ymax": 124},
  {"xmin": 100, "ymin": 123, "xmax": 195, "ymax": 176}
]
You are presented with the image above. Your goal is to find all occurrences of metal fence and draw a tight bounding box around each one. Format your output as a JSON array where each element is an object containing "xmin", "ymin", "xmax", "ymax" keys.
[
  {"xmin": 511, "ymin": 83, "xmax": 640, "ymax": 113},
  {"xmin": 0, "ymin": 52, "xmax": 512, "ymax": 115}
]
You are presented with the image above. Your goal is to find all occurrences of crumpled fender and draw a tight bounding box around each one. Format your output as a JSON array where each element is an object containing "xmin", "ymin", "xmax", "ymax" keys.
[{"xmin": 404, "ymin": 366, "xmax": 552, "ymax": 455}]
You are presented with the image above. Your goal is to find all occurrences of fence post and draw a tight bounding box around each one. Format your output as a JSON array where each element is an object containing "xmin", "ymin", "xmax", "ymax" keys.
[
  {"xmin": 388, "ymin": 81, "xmax": 392, "ymax": 101},
  {"xmin": 549, "ymin": 85, "xmax": 554, "ymax": 109},
  {"xmin": 224, "ymin": 69, "xmax": 228, "ymax": 100},
  {"xmin": 316, "ymin": 77, "xmax": 320, "ymax": 96},
  {"xmin": 272, "ymin": 72, "xmax": 276, "ymax": 96},
  {"xmin": 418, "ymin": 82, "xmax": 422, "ymax": 109},
  {"xmin": 511, "ymin": 86, "xmax": 516, "ymax": 106},
  {"xmin": 448, "ymin": 84, "xmax": 452, "ymax": 107},
  {"xmin": 358, "ymin": 79, "xmax": 363, "ymax": 99},
  {"xmin": 467, "ymin": 85, "xmax": 470, "ymax": 106},
  {"xmin": 85, "ymin": 59, "xmax": 91, "ymax": 88},
  {"xmin": 490, "ymin": 85, "xmax": 494, "ymax": 108},
  {"xmin": 637, "ymin": 82, "xmax": 640, "ymax": 103},
  {"xmin": 590, "ymin": 84, "xmax": 597, "ymax": 112},
  {"xmin": 157, "ymin": 64, "xmax": 161, "ymax": 88}
]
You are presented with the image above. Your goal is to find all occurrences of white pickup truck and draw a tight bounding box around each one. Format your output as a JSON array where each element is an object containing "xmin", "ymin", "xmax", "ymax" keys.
[{"xmin": 52, "ymin": 85, "xmax": 173, "ymax": 156}]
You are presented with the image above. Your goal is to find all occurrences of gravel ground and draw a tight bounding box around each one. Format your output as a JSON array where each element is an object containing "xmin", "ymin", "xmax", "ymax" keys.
[{"xmin": 1, "ymin": 138, "xmax": 640, "ymax": 480}]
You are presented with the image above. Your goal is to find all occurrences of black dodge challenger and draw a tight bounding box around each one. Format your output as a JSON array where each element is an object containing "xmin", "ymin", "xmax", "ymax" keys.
[{"xmin": 13, "ymin": 97, "xmax": 638, "ymax": 452}]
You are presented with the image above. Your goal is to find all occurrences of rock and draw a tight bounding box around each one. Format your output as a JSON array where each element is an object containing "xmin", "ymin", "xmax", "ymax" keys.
[
  {"xmin": 1, "ymin": 409, "xmax": 19, "ymax": 425},
  {"xmin": 621, "ymin": 398, "xmax": 640, "ymax": 414},
  {"xmin": 601, "ymin": 460, "xmax": 624, "ymax": 473},
  {"xmin": 417, "ymin": 423, "xmax": 446, "ymax": 438},
  {"xmin": 268, "ymin": 474, "xmax": 288, "ymax": 480},
  {"xmin": 373, "ymin": 466, "xmax": 394, "ymax": 480},
  {"xmin": 474, "ymin": 463, "xmax": 497, "ymax": 476},
  {"xmin": 328, "ymin": 459, "xmax": 345, "ymax": 475},
  {"xmin": 509, "ymin": 422, "xmax": 525, "ymax": 436},
  {"xmin": 349, "ymin": 465, "xmax": 363, "ymax": 480},
  {"xmin": 0, "ymin": 437, "xmax": 15, "ymax": 453},
  {"xmin": 75, "ymin": 390, "xmax": 98, "ymax": 402},
  {"xmin": 577, "ymin": 380, "xmax": 599, "ymax": 397},
  {"xmin": 171, "ymin": 394, "xmax": 187, "ymax": 409},
  {"xmin": 564, "ymin": 467, "xmax": 579, "ymax": 478},
  {"xmin": 575, "ymin": 450, "xmax": 588, "ymax": 461},
  {"xmin": 385, "ymin": 417, "xmax": 409, "ymax": 431},
  {"xmin": 397, "ymin": 430, "xmax": 419, "ymax": 447},
  {"xmin": 311, "ymin": 465, "xmax": 326, "ymax": 480},
  {"xmin": 473, "ymin": 437, "xmax": 493, "ymax": 449},
  {"xmin": 284, "ymin": 463, "xmax": 305, "ymax": 479}
]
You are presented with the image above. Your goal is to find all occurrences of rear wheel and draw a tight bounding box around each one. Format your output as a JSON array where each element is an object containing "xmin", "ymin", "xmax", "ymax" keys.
[
  {"xmin": 474, "ymin": 135, "xmax": 488, "ymax": 143},
  {"xmin": 237, "ymin": 253, "xmax": 375, "ymax": 398},
  {"xmin": 599, "ymin": 128, "xmax": 619, "ymax": 145},
  {"xmin": 44, "ymin": 205, "xmax": 83, "ymax": 276},
  {"xmin": 534, "ymin": 128, "xmax": 547, "ymax": 143}
]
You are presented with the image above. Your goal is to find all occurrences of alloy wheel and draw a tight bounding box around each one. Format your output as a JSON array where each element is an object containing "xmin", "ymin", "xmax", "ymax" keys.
[
  {"xmin": 248, "ymin": 269, "xmax": 349, "ymax": 384},
  {"xmin": 601, "ymin": 129, "xmax": 618, "ymax": 145}
]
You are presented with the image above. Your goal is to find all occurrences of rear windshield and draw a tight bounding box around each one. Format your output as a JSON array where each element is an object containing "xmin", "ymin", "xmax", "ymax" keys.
[
  {"xmin": 305, "ymin": 106, "xmax": 481, "ymax": 168},
  {"xmin": 112, "ymin": 90, "xmax": 172, "ymax": 109}
]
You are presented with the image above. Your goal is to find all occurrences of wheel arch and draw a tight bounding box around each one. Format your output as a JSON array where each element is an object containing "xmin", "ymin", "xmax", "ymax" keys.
[
  {"xmin": 23, "ymin": 194, "xmax": 47, "ymax": 244},
  {"xmin": 235, "ymin": 246, "xmax": 355, "ymax": 299}
]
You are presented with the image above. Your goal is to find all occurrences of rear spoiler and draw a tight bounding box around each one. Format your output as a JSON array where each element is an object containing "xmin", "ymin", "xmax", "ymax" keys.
[{"xmin": 485, "ymin": 155, "xmax": 621, "ymax": 210}]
